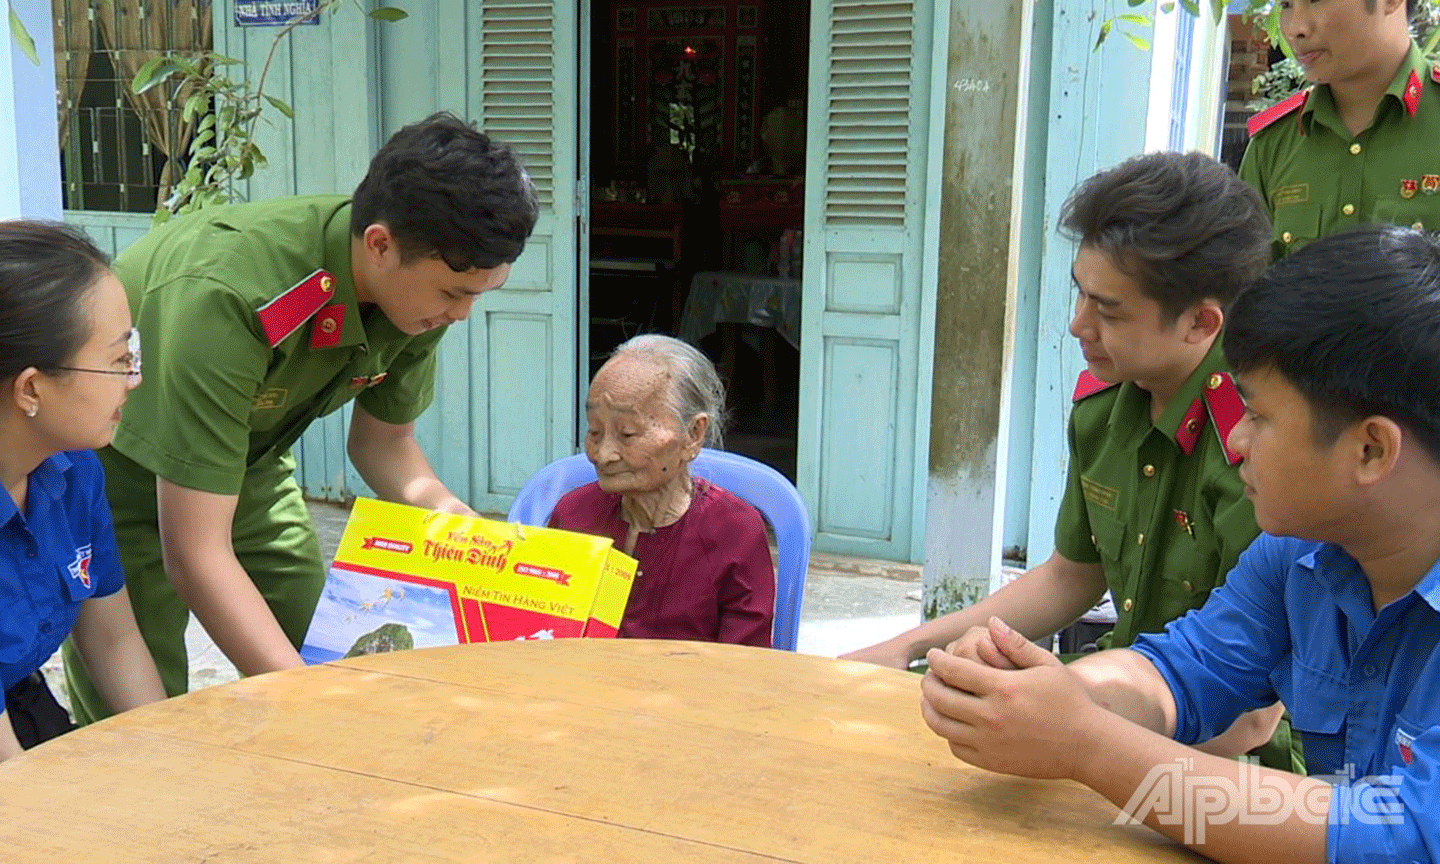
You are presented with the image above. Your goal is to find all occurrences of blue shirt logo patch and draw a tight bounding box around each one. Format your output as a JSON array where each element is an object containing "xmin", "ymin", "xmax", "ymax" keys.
[
  {"xmin": 67, "ymin": 544, "xmax": 92, "ymax": 589},
  {"xmin": 1396, "ymin": 727, "xmax": 1416, "ymax": 766}
]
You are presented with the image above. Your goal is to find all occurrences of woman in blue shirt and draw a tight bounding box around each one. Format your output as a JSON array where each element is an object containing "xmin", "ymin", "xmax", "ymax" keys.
[{"xmin": 0, "ymin": 221, "xmax": 165, "ymax": 759}]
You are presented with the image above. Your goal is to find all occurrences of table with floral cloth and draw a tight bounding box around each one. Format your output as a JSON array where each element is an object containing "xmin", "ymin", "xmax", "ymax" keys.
[{"xmin": 679, "ymin": 270, "xmax": 801, "ymax": 350}]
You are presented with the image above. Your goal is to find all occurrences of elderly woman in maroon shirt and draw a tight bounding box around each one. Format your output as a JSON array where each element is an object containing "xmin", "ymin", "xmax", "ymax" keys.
[{"xmin": 550, "ymin": 335, "xmax": 776, "ymax": 647}]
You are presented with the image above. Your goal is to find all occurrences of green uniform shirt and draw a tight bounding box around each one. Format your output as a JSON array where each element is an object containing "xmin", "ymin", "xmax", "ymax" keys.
[
  {"xmin": 108, "ymin": 195, "xmax": 446, "ymax": 495},
  {"xmin": 1053, "ymin": 340, "xmax": 1258, "ymax": 650},
  {"xmin": 1240, "ymin": 43, "xmax": 1440, "ymax": 259}
]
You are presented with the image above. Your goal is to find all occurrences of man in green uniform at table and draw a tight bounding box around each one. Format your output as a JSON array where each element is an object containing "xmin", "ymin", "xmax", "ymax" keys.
[
  {"xmin": 843, "ymin": 152, "xmax": 1299, "ymax": 768},
  {"xmin": 1241, "ymin": 0, "xmax": 1440, "ymax": 257},
  {"xmin": 63, "ymin": 112, "xmax": 539, "ymax": 723}
]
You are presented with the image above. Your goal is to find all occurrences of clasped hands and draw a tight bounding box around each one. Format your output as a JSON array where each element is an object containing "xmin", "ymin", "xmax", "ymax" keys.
[{"xmin": 919, "ymin": 617, "xmax": 1104, "ymax": 781}]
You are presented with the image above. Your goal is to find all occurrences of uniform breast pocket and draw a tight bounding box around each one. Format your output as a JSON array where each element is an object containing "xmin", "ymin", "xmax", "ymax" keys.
[
  {"xmin": 317, "ymin": 385, "xmax": 359, "ymax": 419},
  {"xmin": 1158, "ymin": 519, "xmax": 1218, "ymax": 607},
  {"xmin": 1371, "ymin": 196, "xmax": 1440, "ymax": 232},
  {"xmin": 1273, "ymin": 203, "xmax": 1322, "ymax": 256},
  {"xmin": 1286, "ymin": 657, "xmax": 1347, "ymax": 775},
  {"xmin": 1089, "ymin": 515, "xmax": 1127, "ymax": 568}
]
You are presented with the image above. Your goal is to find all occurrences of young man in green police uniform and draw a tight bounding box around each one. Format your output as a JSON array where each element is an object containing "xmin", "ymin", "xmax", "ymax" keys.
[
  {"xmin": 843, "ymin": 152, "xmax": 1298, "ymax": 767},
  {"xmin": 1241, "ymin": 0, "xmax": 1439, "ymax": 257},
  {"xmin": 63, "ymin": 112, "xmax": 539, "ymax": 723}
]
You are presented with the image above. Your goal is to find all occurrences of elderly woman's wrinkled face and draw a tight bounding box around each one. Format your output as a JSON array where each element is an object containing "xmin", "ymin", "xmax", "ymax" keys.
[{"xmin": 584, "ymin": 354, "xmax": 699, "ymax": 496}]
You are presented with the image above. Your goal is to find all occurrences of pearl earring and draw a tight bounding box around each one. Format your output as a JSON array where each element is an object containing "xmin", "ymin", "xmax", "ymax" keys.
[{"xmin": 24, "ymin": 407, "xmax": 36, "ymax": 418}]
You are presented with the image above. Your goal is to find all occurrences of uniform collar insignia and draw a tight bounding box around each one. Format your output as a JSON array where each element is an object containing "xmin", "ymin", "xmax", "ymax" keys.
[{"xmin": 1403, "ymin": 68, "xmax": 1423, "ymax": 117}]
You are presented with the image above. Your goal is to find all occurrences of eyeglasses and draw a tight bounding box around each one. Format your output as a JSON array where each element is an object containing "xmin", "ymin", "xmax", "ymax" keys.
[{"xmin": 51, "ymin": 329, "xmax": 142, "ymax": 386}]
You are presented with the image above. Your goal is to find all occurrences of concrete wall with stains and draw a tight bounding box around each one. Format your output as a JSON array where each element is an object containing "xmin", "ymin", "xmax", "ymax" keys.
[
  {"xmin": 924, "ymin": 0, "xmax": 1157, "ymax": 616},
  {"xmin": 922, "ymin": 0, "xmax": 1033, "ymax": 615}
]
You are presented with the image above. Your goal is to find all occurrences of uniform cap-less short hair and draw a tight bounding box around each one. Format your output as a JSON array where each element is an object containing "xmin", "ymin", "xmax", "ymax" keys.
[
  {"xmin": 351, "ymin": 112, "xmax": 539, "ymax": 272},
  {"xmin": 1059, "ymin": 151, "xmax": 1272, "ymax": 322},
  {"xmin": 1225, "ymin": 225, "xmax": 1440, "ymax": 463}
]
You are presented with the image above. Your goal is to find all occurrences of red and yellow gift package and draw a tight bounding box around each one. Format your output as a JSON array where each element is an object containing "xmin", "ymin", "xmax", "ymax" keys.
[{"xmin": 301, "ymin": 498, "xmax": 636, "ymax": 662}]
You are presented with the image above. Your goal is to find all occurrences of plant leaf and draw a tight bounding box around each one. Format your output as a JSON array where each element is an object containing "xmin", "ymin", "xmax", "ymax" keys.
[
  {"xmin": 8, "ymin": 3, "xmax": 38, "ymax": 65},
  {"xmin": 1122, "ymin": 30, "xmax": 1152, "ymax": 51},
  {"xmin": 132, "ymin": 57, "xmax": 182, "ymax": 95},
  {"xmin": 263, "ymin": 94, "xmax": 296, "ymax": 118},
  {"xmin": 1116, "ymin": 14, "xmax": 1150, "ymax": 25},
  {"xmin": 182, "ymin": 93, "xmax": 206, "ymax": 124},
  {"xmin": 1179, "ymin": 0, "xmax": 1201, "ymax": 16},
  {"xmin": 369, "ymin": 6, "xmax": 408, "ymax": 21},
  {"xmin": 1094, "ymin": 19, "xmax": 1113, "ymax": 50}
]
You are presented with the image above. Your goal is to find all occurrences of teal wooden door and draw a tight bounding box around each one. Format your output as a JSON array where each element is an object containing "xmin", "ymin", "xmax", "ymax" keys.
[
  {"xmin": 425, "ymin": 0, "xmax": 579, "ymax": 514},
  {"xmin": 288, "ymin": 0, "xmax": 580, "ymax": 513},
  {"xmin": 798, "ymin": 0, "xmax": 943, "ymax": 562}
]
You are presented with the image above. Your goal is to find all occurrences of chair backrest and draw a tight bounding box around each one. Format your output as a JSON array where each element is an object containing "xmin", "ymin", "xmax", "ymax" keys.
[{"xmin": 507, "ymin": 448, "xmax": 811, "ymax": 651}]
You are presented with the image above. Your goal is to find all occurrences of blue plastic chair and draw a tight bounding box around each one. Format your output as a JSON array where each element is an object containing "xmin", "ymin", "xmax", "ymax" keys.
[{"xmin": 507, "ymin": 448, "xmax": 811, "ymax": 651}]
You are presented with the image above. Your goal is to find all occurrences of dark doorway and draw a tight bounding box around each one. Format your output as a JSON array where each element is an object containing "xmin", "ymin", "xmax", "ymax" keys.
[{"xmin": 587, "ymin": 0, "xmax": 810, "ymax": 481}]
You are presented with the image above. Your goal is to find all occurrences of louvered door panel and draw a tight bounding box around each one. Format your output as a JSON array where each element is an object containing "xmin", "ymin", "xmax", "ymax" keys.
[
  {"xmin": 300, "ymin": 0, "xmax": 580, "ymax": 512},
  {"xmin": 798, "ymin": 0, "xmax": 942, "ymax": 562},
  {"xmin": 461, "ymin": 0, "xmax": 578, "ymax": 513},
  {"xmin": 823, "ymin": 2, "xmax": 913, "ymax": 228},
  {"xmin": 479, "ymin": 2, "xmax": 556, "ymax": 208}
]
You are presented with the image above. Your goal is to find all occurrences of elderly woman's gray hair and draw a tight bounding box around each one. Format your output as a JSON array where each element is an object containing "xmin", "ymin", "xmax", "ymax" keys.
[{"xmin": 610, "ymin": 334, "xmax": 726, "ymax": 448}]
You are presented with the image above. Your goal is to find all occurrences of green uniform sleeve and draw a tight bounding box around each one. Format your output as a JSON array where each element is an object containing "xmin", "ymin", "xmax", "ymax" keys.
[
  {"xmin": 1238, "ymin": 140, "xmax": 1272, "ymax": 221},
  {"xmin": 112, "ymin": 276, "xmax": 267, "ymax": 495},
  {"xmin": 355, "ymin": 328, "xmax": 445, "ymax": 424},
  {"xmin": 1053, "ymin": 417, "xmax": 1102, "ymax": 564}
]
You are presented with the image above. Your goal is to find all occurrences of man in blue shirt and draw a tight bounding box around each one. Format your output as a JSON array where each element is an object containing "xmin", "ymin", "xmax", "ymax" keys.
[{"xmin": 919, "ymin": 224, "xmax": 1439, "ymax": 863}]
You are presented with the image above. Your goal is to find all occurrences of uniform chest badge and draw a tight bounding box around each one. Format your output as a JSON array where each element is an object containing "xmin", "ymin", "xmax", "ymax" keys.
[
  {"xmin": 253, "ymin": 388, "xmax": 288, "ymax": 410},
  {"xmin": 1402, "ymin": 178, "xmax": 1420, "ymax": 199},
  {"xmin": 349, "ymin": 371, "xmax": 390, "ymax": 389},
  {"xmin": 67, "ymin": 544, "xmax": 93, "ymax": 589},
  {"xmin": 1173, "ymin": 510, "xmax": 1194, "ymax": 537},
  {"xmin": 1396, "ymin": 727, "xmax": 1416, "ymax": 766},
  {"xmin": 1423, "ymin": 175, "xmax": 1440, "ymax": 196}
]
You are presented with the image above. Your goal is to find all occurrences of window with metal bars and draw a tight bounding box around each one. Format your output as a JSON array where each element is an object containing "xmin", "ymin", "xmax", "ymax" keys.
[{"xmin": 53, "ymin": 0, "xmax": 213, "ymax": 213}]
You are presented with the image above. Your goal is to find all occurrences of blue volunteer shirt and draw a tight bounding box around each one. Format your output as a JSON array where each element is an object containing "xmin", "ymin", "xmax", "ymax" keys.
[
  {"xmin": 1131, "ymin": 533, "xmax": 1440, "ymax": 863},
  {"xmin": 0, "ymin": 450, "xmax": 125, "ymax": 693}
]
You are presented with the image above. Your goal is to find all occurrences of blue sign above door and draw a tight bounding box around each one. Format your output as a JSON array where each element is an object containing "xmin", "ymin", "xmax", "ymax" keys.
[{"xmin": 235, "ymin": 1, "xmax": 321, "ymax": 27}]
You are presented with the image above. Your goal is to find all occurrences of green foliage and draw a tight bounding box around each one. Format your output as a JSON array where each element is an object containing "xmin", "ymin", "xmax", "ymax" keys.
[
  {"xmin": 1099, "ymin": 0, "xmax": 1259, "ymax": 50},
  {"xmin": 1246, "ymin": 2, "xmax": 1440, "ymax": 108},
  {"xmin": 1102, "ymin": 0, "xmax": 1436, "ymax": 54},
  {"xmin": 7, "ymin": 1, "xmax": 38, "ymax": 65},
  {"xmin": 1249, "ymin": 57, "xmax": 1305, "ymax": 109},
  {"xmin": 1099, "ymin": 0, "xmax": 1439, "ymax": 113},
  {"xmin": 138, "ymin": 2, "xmax": 408, "ymax": 223}
]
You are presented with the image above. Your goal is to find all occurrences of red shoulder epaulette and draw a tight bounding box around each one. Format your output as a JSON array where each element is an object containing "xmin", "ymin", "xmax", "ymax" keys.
[
  {"xmin": 1247, "ymin": 89, "xmax": 1309, "ymax": 138},
  {"xmin": 1201, "ymin": 371, "xmax": 1245, "ymax": 465},
  {"xmin": 255, "ymin": 269, "xmax": 336, "ymax": 348},
  {"xmin": 1072, "ymin": 370, "xmax": 1119, "ymax": 402}
]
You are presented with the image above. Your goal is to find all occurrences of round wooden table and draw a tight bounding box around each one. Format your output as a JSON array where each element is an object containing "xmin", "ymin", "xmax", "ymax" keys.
[{"xmin": 0, "ymin": 641, "xmax": 1204, "ymax": 862}]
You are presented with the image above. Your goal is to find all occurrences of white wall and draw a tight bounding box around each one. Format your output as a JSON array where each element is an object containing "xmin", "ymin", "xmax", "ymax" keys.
[
  {"xmin": 1146, "ymin": 6, "xmax": 1229, "ymax": 155},
  {"xmin": 1, "ymin": 0, "xmax": 62, "ymax": 219}
]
